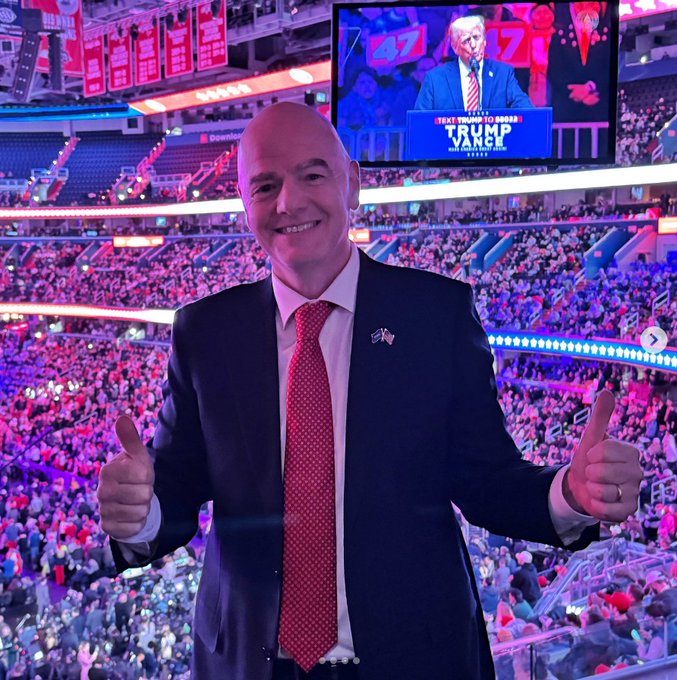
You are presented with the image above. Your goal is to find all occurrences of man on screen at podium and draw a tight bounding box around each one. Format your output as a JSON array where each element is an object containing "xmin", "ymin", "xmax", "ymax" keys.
[{"xmin": 414, "ymin": 15, "xmax": 533, "ymax": 111}]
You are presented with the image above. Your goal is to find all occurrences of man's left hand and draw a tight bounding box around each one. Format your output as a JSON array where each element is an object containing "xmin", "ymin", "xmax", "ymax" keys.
[{"xmin": 563, "ymin": 390, "xmax": 642, "ymax": 522}]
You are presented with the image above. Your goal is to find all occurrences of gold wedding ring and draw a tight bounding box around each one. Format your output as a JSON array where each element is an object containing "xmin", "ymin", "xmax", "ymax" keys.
[{"xmin": 615, "ymin": 484, "xmax": 623, "ymax": 503}]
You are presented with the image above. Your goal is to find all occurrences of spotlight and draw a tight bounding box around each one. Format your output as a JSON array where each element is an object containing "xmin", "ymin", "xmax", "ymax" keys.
[
  {"xmin": 177, "ymin": 6, "xmax": 188, "ymax": 23},
  {"xmin": 192, "ymin": 189, "xmax": 200, "ymax": 198},
  {"xmin": 117, "ymin": 24, "xmax": 123, "ymax": 38},
  {"xmin": 130, "ymin": 23, "xmax": 139, "ymax": 41},
  {"xmin": 165, "ymin": 13, "xmax": 175, "ymax": 31},
  {"xmin": 639, "ymin": 53, "xmax": 651, "ymax": 64},
  {"xmin": 210, "ymin": 0, "xmax": 222, "ymax": 18}
]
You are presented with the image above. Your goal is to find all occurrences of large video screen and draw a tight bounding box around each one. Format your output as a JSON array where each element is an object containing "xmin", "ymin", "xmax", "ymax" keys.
[{"xmin": 332, "ymin": 1, "xmax": 619, "ymax": 167}]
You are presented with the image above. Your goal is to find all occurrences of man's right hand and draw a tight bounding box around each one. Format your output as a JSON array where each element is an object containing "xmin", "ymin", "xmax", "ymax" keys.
[{"xmin": 97, "ymin": 415, "xmax": 155, "ymax": 540}]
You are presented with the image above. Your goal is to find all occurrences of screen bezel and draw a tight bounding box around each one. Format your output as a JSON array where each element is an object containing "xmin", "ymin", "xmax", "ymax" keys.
[{"xmin": 330, "ymin": 0, "xmax": 620, "ymax": 169}]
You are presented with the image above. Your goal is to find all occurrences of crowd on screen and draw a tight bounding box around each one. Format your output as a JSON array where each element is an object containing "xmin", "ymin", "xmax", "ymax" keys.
[{"xmin": 617, "ymin": 91, "xmax": 676, "ymax": 167}]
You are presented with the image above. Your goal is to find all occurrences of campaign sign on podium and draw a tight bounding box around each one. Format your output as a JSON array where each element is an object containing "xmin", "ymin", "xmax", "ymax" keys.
[{"xmin": 406, "ymin": 108, "xmax": 553, "ymax": 161}]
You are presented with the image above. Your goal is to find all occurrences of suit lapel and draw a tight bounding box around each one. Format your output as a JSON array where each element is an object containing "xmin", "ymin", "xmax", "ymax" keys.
[
  {"xmin": 344, "ymin": 251, "xmax": 389, "ymax": 536},
  {"xmin": 482, "ymin": 59, "xmax": 496, "ymax": 109},
  {"xmin": 444, "ymin": 60, "xmax": 464, "ymax": 111},
  {"xmin": 227, "ymin": 277, "xmax": 283, "ymax": 515}
]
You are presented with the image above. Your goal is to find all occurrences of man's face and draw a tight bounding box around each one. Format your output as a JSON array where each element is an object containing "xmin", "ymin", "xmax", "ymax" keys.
[
  {"xmin": 452, "ymin": 25, "xmax": 486, "ymax": 66},
  {"xmin": 238, "ymin": 106, "xmax": 360, "ymax": 278},
  {"xmin": 354, "ymin": 72, "xmax": 377, "ymax": 100},
  {"xmin": 531, "ymin": 5, "xmax": 555, "ymax": 30}
]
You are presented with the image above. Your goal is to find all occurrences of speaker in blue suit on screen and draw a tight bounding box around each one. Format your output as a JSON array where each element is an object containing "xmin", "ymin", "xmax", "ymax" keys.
[{"xmin": 414, "ymin": 15, "xmax": 533, "ymax": 111}]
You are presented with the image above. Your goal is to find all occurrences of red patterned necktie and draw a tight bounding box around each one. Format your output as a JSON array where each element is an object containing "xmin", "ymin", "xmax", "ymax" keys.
[
  {"xmin": 467, "ymin": 70, "xmax": 480, "ymax": 111},
  {"xmin": 278, "ymin": 300, "xmax": 337, "ymax": 672}
]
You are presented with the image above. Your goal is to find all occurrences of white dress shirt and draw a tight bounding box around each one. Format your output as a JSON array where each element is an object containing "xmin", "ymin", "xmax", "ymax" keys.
[
  {"xmin": 117, "ymin": 241, "xmax": 597, "ymax": 660},
  {"xmin": 459, "ymin": 58, "xmax": 483, "ymax": 110}
]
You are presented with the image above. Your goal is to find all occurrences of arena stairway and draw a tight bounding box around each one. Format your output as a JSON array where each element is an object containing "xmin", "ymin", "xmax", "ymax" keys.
[{"xmin": 55, "ymin": 131, "xmax": 162, "ymax": 205}]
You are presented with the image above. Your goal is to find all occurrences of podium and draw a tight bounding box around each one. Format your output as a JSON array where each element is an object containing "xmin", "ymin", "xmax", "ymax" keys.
[{"xmin": 406, "ymin": 108, "xmax": 553, "ymax": 161}]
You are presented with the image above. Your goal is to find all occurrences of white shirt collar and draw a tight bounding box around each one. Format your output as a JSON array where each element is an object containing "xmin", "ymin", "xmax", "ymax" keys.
[
  {"xmin": 272, "ymin": 241, "xmax": 360, "ymax": 329},
  {"xmin": 458, "ymin": 57, "xmax": 483, "ymax": 79}
]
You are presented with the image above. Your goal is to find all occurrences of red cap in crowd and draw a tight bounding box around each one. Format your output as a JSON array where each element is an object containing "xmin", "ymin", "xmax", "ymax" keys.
[{"xmin": 600, "ymin": 591, "xmax": 632, "ymax": 613}]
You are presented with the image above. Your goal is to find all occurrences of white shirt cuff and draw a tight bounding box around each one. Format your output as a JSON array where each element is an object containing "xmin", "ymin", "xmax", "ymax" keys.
[
  {"xmin": 114, "ymin": 493, "xmax": 162, "ymax": 544},
  {"xmin": 549, "ymin": 465, "xmax": 598, "ymax": 546}
]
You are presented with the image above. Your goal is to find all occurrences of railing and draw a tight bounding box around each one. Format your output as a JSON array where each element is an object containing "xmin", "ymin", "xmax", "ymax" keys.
[
  {"xmin": 620, "ymin": 311, "xmax": 640, "ymax": 340},
  {"xmin": 109, "ymin": 137, "xmax": 167, "ymax": 203},
  {"xmin": 553, "ymin": 121, "xmax": 609, "ymax": 159},
  {"xmin": 574, "ymin": 269, "xmax": 586, "ymax": 286},
  {"xmin": 0, "ymin": 178, "xmax": 28, "ymax": 194},
  {"xmin": 652, "ymin": 143, "xmax": 664, "ymax": 164},
  {"xmin": 651, "ymin": 473, "xmax": 676, "ymax": 507},
  {"xmin": 54, "ymin": 136, "xmax": 78, "ymax": 170},
  {"xmin": 492, "ymin": 616, "xmax": 676, "ymax": 679},
  {"xmin": 550, "ymin": 286, "xmax": 564, "ymax": 308},
  {"xmin": 187, "ymin": 146, "xmax": 238, "ymax": 198},
  {"xmin": 652, "ymin": 288, "xmax": 670, "ymax": 319},
  {"xmin": 534, "ymin": 539, "xmax": 674, "ymax": 616}
]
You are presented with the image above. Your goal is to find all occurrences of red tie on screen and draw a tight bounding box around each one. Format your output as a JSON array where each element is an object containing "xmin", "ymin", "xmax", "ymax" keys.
[
  {"xmin": 467, "ymin": 70, "xmax": 480, "ymax": 111},
  {"xmin": 278, "ymin": 301, "xmax": 337, "ymax": 673}
]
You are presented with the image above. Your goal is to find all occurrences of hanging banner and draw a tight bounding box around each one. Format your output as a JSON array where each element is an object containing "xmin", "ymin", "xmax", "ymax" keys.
[
  {"xmin": 108, "ymin": 28, "xmax": 133, "ymax": 91},
  {"xmin": 196, "ymin": 1, "xmax": 227, "ymax": 72},
  {"xmin": 34, "ymin": 0, "xmax": 84, "ymax": 76},
  {"xmin": 134, "ymin": 18, "xmax": 161, "ymax": 85},
  {"xmin": 0, "ymin": 0, "xmax": 22, "ymax": 33},
  {"xmin": 83, "ymin": 34, "xmax": 105, "ymax": 97},
  {"xmin": 165, "ymin": 10, "xmax": 194, "ymax": 79}
]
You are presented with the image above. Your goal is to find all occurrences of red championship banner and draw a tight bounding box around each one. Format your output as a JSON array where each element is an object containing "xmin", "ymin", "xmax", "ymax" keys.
[
  {"xmin": 34, "ymin": 0, "xmax": 84, "ymax": 76},
  {"xmin": 196, "ymin": 1, "xmax": 227, "ymax": 72},
  {"xmin": 165, "ymin": 10, "xmax": 194, "ymax": 78},
  {"xmin": 108, "ymin": 28, "xmax": 133, "ymax": 91},
  {"xmin": 135, "ymin": 18, "xmax": 161, "ymax": 85},
  {"xmin": 83, "ymin": 34, "xmax": 105, "ymax": 97},
  {"xmin": 485, "ymin": 22, "xmax": 531, "ymax": 69}
]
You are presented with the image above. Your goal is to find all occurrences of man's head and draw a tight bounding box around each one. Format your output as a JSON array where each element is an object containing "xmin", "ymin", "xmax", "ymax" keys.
[
  {"xmin": 352, "ymin": 69, "xmax": 379, "ymax": 100},
  {"xmin": 530, "ymin": 2, "xmax": 556, "ymax": 30},
  {"xmin": 237, "ymin": 102, "xmax": 360, "ymax": 286},
  {"xmin": 449, "ymin": 15, "xmax": 486, "ymax": 67}
]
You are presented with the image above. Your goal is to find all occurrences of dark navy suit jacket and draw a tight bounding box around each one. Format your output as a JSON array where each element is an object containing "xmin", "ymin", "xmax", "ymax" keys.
[
  {"xmin": 110, "ymin": 250, "xmax": 598, "ymax": 680},
  {"xmin": 415, "ymin": 57, "xmax": 533, "ymax": 111}
]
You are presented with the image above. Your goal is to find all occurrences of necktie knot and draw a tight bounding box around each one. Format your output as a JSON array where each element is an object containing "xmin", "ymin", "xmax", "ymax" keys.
[{"xmin": 294, "ymin": 301, "xmax": 333, "ymax": 344}]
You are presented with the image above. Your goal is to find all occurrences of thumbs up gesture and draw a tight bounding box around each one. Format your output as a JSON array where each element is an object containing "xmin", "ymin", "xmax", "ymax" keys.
[
  {"xmin": 563, "ymin": 390, "xmax": 643, "ymax": 522},
  {"xmin": 97, "ymin": 416, "xmax": 155, "ymax": 540}
]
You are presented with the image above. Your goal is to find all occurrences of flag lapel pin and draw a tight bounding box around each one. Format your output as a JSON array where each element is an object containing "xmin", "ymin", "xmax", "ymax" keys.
[{"xmin": 371, "ymin": 327, "xmax": 395, "ymax": 345}]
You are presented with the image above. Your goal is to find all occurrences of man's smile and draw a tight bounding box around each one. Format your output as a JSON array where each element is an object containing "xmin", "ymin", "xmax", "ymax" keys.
[{"xmin": 275, "ymin": 220, "xmax": 321, "ymax": 235}]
